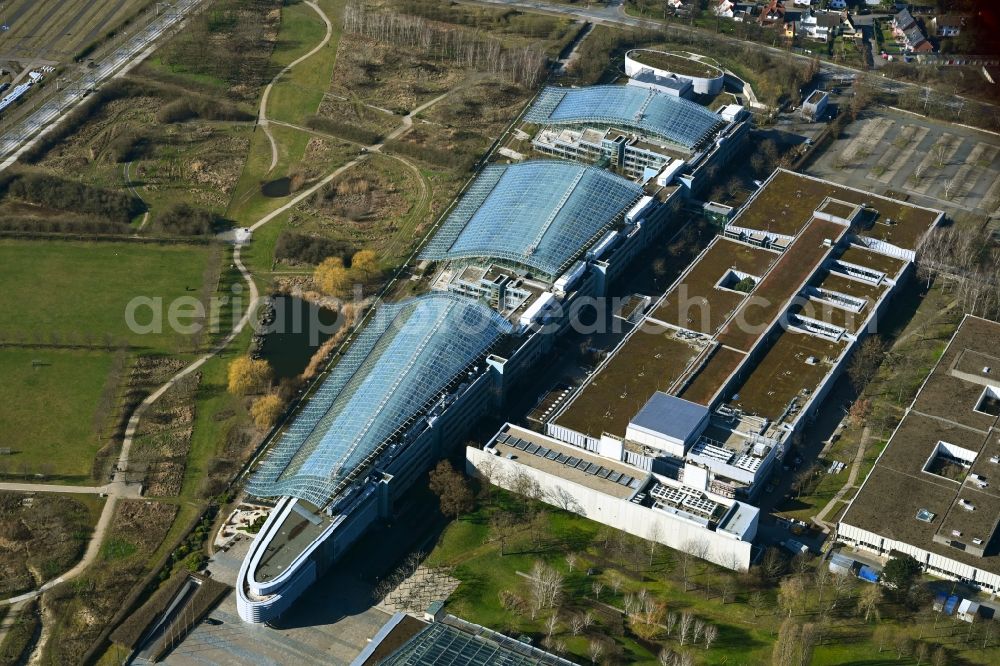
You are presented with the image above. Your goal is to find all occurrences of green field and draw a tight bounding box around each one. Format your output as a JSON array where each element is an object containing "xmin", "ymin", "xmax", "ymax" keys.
[
  {"xmin": 426, "ymin": 494, "xmax": 1000, "ymax": 665},
  {"xmin": 0, "ymin": 240, "xmax": 214, "ymax": 352},
  {"xmin": 0, "ymin": 348, "xmax": 116, "ymax": 480},
  {"xmin": 265, "ymin": 0, "xmax": 346, "ymax": 125}
]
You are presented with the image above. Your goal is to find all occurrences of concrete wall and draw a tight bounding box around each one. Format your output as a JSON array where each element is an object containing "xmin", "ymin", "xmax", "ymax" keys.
[
  {"xmin": 467, "ymin": 447, "xmax": 753, "ymax": 571},
  {"xmin": 838, "ymin": 522, "xmax": 1000, "ymax": 594},
  {"xmin": 625, "ymin": 51, "xmax": 724, "ymax": 96}
]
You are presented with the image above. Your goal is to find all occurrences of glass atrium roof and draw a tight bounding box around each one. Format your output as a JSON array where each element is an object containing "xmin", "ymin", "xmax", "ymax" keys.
[
  {"xmin": 420, "ymin": 161, "xmax": 643, "ymax": 278},
  {"xmin": 247, "ymin": 293, "xmax": 512, "ymax": 507},
  {"xmin": 525, "ymin": 85, "xmax": 726, "ymax": 151},
  {"xmin": 382, "ymin": 620, "xmax": 575, "ymax": 666}
]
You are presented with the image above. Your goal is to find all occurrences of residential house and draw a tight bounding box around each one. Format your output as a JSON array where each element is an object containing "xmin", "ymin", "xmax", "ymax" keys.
[
  {"xmin": 760, "ymin": 0, "xmax": 785, "ymax": 26},
  {"xmin": 715, "ymin": 0, "xmax": 735, "ymax": 18},
  {"xmin": 930, "ymin": 15, "xmax": 965, "ymax": 38},
  {"xmin": 892, "ymin": 8, "xmax": 934, "ymax": 53}
]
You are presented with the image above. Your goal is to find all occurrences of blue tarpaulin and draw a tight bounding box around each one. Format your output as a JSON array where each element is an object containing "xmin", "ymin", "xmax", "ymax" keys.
[
  {"xmin": 943, "ymin": 595, "xmax": 960, "ymax": 615},
  {"xmin": 858, "ymin": 565, "xmax": 880, "ymax": 583}
]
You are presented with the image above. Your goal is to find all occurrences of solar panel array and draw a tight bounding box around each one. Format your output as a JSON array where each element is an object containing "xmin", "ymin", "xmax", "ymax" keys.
[
  {"xmin": 494, "ymin": 432, "xmax": 639, "ymax": 489},
  {"xmin": 248, "ymin": 294, "xmax": 513, "ymax": 507},
  {"xmin": 420, "ymin": 161, "xmax": 643, "ymax": 278},
  {"xmin": 525, "ymin": 85, "xmax": 727, "ymax": 152}
]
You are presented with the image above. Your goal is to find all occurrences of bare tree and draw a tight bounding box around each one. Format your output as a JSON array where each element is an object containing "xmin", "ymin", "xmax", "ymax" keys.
[
  {"xmin": 846, "ymin": 336, "xmax": 886, "ymax": 390},
  {"xmin": 761, "ymin": 547, "xmax": 787, "ymax": 582},
  {"xmin": 528, "ymin": 561, "xmax": 564, "ymax": 619},
  {"xmin": 570, "ymin": 613, "xmax": 585, "ymax": 636},
  {"xmin": 857, "ymin": 584, "xmax": 883, "ymax": 623},
  {"xmin": 693, "ymin": 618, "xmax": 705, "ymax": 645},
  {"xmin": 720, "ymin": 575, "xmax": 736, "ymax": 604},
  {"xmin": 545, "ymin": 613, "xmax": 559, "ymax": 639},
  {"xmin": 566, "ymin": 553, "xmax": 578, "ymax": 573},
  {"xmin": 748, "ymin": 590, "xmax": 767, "ymax": 618},
  {"xmin": 704, "ymin": 624, "xmax": 719, "ymax": 650},
  {"xmin": 489, "ymin": 510, "xmax": 517, "ymax": 556},
  {"xmin": 591, "ymin": 581, "xmax": 603, "ymax": 601},
  {"xmin": 679, "ymin": 611, "xmax": 694, "ymax": 646},
  {"xmin": 588, "ymin": 639, "xmax": 605, "ymax": 664},
  {"xmin": 894, "ymin": 632, "xmax": 914, "ymax": 660},
  {"xmin": 666, "ymin": 611, "xmax": 678, "ymax": 637}
]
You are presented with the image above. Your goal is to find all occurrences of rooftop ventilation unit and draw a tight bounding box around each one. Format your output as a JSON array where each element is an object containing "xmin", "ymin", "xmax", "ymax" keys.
[{"xmin": 958, "ymin": 499, "xmax": 976, "ymax": 511}]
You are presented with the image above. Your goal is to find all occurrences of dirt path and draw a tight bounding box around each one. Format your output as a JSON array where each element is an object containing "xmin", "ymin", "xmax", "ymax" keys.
[
  {"xmin": 813, "ymin": 425, "xmax": 870, "ymax": 532},
  {"xmin": 258, "ymin": 0, "xmax": 333, "ymax": 174}
]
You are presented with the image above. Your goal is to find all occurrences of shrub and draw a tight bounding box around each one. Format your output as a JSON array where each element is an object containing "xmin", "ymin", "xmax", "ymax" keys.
[
  {"xmin": 4, "ymin": 172, "xmax": 143, "ymax": 223},
  {"xmin": 305, "ymin": 115, "xmax": 382, "ymax": 145},
  {"xmin": 274, "ymin": 230, "xmax": 352, "ymax": 265},
  {"xmin": 155, "ymin": 203, "xmax": 222, "ymax": 235}
]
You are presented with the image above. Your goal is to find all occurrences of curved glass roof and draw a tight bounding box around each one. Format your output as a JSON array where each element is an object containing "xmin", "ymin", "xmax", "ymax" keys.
[
  {"xmin": 247, "ymin": 293, "xmax": 512, "ymax": 507},
  {"xmin": 524, "ymin": 85, "xmax": 726, "ymax": 151},
  {"xmin": 420, "ymin": 161, "xmax": 643, "ymax": 278}
]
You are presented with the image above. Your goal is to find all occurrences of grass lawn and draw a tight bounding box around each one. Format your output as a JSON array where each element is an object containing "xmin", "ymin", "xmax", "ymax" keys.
[
  {"xmin": 0, "ymin": 240, "xmax": 215, "ymax": 353},
  {"xmin": 265, "ymin": 0, "xmax": 346, "ymax": 126},
  {"xmin": 0, "ymin": 348, "xmax": 117, "ymax": 481},
  {"xmin": 424, "ymin": 491, "xmax": 1000, "ymax": 665}
]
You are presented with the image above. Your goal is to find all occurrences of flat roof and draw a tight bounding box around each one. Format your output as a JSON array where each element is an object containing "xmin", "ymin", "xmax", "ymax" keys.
[
  {"xmin": 630, "ymin": 392, "xmax": 709, "ymax": 442},
  {"xmin": 842, "ymin": 316, "xmax": 1000, "ymax": 576},
  {"xmin": 680, "ymin": 345, "xmax": 747, "ymax": 406},
  {"xmin": 629, "ymin": 49, "xmax": 723, "ymax": 79},
  {"xmin": 732, "ymin": 169, "xmax": 940, "ymax": 247},
  {"xmin": 491, "ymin": 425, "xmax": 644, "ymax": 499},
  {"xmin": 837, "ymin": 244, "xmax": 907, "ymax": 278},
  {"xmin": 717, "ymin": 217, "xmax": 846, "ymax": 351},
  {"xmin": 255, "ymin": 500, "xmax": 330, "ymax": 583},
  {"xmin": 724, "ymin": 330, "xmax": 847, "ymax": 421},
  {"xmin": 555, "ymin": 321, "xmax": 705, "ymax": 438},
  {"xmin": 651, "ymin": 237, "xmax": 780, "ymax": 335},
  {"xmin": 816, "ymin": 270, "xmax": 889, "ymax": 304}
]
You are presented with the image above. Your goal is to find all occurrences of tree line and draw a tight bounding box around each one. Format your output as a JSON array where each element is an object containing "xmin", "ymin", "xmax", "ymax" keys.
[
  {"xmin": 918, "ymin": 226, "xmax": 1000, "ymax": 321},
  {"xmin": 343, "ymin": 2, "xmax": 547, "ymax": 88},
  {"xmin": 0, "ymin": 171, "xmax": 143, "ymax": 225}
]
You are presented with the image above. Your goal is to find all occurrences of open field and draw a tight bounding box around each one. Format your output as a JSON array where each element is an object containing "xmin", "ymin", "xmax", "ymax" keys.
[
  {"xmin": 0, "ymin": 239, "xmax": 214, "ymax": 351},
  {"xmin": 41, "ymin": 499, "xmax": 178, "ymax": 664},
  {"xmin": 0, "ymin": 348, "xmax": 122, "ymax": 481},
  {"xmin": 426, "ymin": 489, "xmax": 1000, "ymax": 665},
  {"xmin": 0, "ymin": 492, "xmax": 104, "ymax": 598},
  {"xmin": 0, "ymin": 0, "xmax": 148, "ymax": 61},
  {"xmin": 32, "ymin": 91, "xmax": 255, "ymax": 221}
]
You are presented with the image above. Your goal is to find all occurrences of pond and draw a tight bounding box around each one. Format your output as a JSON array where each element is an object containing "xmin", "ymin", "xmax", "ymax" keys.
[
  {"xmin": 258, "ymin": 295, "xmax": 341, "ymax": 380},
  {"xmin": 260, "ymin": 177, "xmax": 291, "ymax": 198}
]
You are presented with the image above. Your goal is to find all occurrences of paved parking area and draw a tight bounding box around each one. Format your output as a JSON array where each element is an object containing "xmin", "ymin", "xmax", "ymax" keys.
[
  {"xmin": 160, "ymin": 536, "xmax": 391, "ymax": 666},
  {"xmin": 809, "ymin": 108, "xmax": 1000, "ymax": 217}
]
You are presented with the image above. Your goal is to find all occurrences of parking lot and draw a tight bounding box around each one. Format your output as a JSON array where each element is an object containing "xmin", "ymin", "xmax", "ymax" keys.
[{"xmin": 809, "ymin": 107, "xmax": 1000, "ymax": 218}]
